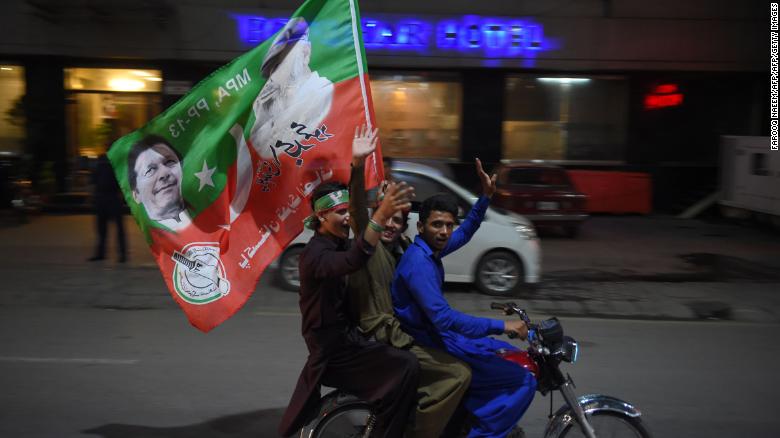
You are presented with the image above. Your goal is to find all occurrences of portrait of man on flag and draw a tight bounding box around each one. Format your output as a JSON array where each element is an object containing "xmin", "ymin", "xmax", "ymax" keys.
[
  {"xmin": 250, "ymin": 17, "xmax": 335, "ymax": 161},
  {"xmin": 127, "ymin": 135, "xmax": 192, "ymax": 232}
]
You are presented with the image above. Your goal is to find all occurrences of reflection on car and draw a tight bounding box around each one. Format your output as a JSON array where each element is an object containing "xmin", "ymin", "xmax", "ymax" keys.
[
  {"xmin": 276, "ymin": 161, "xmax": 541, "ymax": 297},
  {"xmin": 492, "ymin": 162, "xmax": 588, "ymax": 237}
]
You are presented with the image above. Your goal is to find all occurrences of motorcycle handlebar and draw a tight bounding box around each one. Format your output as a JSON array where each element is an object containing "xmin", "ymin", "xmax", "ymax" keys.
[
  {"xmin": 491, "ymin": 302, "xmax": 536, "ymax": 342},
  {"xmin": 490, "ymin": 302, "xmax": 517, "ymax": 316},
  {"xmin": 491, "ymin": 303, "xmax": 561, "ymax": 357},
  {"xmin": 491, "ymin": 302, "xmax": 531, "ymax": 324}
]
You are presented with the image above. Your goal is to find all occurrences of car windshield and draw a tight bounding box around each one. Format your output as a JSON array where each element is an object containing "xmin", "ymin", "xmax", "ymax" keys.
[{"xmin": 501, "ymin": 168, "xmax": 571, "ymax": 187}]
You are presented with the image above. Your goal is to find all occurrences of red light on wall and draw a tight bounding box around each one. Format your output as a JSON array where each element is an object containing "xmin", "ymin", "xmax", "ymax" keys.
[
  {"xmin": 654, "ymin": 84, "xmax": 678, "ymax": 94},
  {"xmin": 644, "ymin": 93, "xmax": 683, "ymax": 109},
  {"xmin": 644, "ymin": 83, "xmax": 683, "ymax": 110}
]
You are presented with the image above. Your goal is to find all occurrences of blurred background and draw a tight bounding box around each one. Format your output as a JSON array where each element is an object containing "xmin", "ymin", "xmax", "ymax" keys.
[
  {"xmin": 0, "ymin": 1, "xmax": 777, "ymax": 438},
  {"xmin": 0, "ymin": 0, "xmax": 768, "ymax": 215}
]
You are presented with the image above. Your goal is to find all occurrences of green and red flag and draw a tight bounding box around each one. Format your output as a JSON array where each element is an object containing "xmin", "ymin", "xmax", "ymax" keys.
[{"xmin": 108, "ymin": 0, "xmax": 382, "ymax": 332}]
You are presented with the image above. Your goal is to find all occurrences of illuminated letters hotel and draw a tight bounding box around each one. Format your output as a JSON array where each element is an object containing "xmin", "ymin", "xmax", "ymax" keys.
[{"xmin": 233, "ymin": 14, "xmax": 547, "ymax": 57}]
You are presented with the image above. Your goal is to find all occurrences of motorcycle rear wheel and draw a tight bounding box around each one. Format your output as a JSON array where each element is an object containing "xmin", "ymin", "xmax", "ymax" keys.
[
  {"xmin": 311, "ymin": 404, "xmax": 371, "ymax": 438},
  {"xmin": 558, "ymin": 412, "xmax": 651, "ymax": 438}
]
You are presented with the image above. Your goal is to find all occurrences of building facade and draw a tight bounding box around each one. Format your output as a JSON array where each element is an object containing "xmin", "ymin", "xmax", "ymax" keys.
[{"xmin": 0, "ymin": 0, "xmax": 766, "ymax": 210}]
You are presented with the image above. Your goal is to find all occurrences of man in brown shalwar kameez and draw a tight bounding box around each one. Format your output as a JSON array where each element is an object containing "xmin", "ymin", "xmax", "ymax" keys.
[{"xmin": 278, "ymin": 125, "xmax": 418, "ymax": 438}]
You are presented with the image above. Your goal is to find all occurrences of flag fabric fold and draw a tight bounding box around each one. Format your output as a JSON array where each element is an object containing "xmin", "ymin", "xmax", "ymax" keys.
[{"xmin": 108, "ymin": 0, "xmax": 382, "ymax": 332}]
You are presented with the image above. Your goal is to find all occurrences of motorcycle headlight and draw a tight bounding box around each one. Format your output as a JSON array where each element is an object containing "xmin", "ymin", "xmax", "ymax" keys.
[
  {"xmin": 514, "ymin": 223, "xmax": 537, "ymax": 239},
  {"xmin": 561, "ymin": 336, "xmax": 579, "ymax": 363}
]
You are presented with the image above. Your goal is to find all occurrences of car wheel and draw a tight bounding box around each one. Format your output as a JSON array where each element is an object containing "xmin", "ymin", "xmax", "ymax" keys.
[
  {"xmin": 475, "ymin": 250, "xmax": 524, "ymax": 297},
  {"xmin": 277, "ymin": 246, "xmax": 304, "ymax": 291}
]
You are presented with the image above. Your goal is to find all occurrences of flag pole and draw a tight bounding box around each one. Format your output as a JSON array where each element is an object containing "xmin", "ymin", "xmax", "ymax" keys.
[
  {"xmin": 348, "ymin": 0, "xmax": 371, "ymax": 131},
  {"xmin": 348, "ymin": 0, "xmax": 381, "ymax": 181}
]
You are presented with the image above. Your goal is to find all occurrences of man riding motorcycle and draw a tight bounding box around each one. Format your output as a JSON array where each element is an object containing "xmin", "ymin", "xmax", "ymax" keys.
[{"xmin": 278, "ymin": 126, "xmax": 418, "ymax": 438}]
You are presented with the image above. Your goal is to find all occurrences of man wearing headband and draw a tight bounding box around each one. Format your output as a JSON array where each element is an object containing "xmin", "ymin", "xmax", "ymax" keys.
[
  {"xmin": 346, "ymin": 159, "xmax": 471, "ymax": 437},
  {"xmin": 279, "ymin": 125, "xmax": 418, "ymax": 438}
]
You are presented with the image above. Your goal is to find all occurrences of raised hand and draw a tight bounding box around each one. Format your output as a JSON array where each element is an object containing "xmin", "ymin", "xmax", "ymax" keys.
[
  {"xmin": 352, "ymin": 124, "xmax": 379, "ymax": 166},
  {"xmin": 476, "ymin": 158, "xmax": 497, "ymax": 198},
  {"xmin": 375, "ymin": 181, "xmax": 415, "ymax": 221}
]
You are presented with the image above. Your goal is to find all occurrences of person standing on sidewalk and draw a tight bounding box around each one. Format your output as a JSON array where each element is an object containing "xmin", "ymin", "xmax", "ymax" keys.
[
  {"xmin": 88, "ymin": 140, "xmax": 127, "ymax": 263},
  {"xmin": 346, "ymin": 153, "xmax": 471, "ymax": 437}
]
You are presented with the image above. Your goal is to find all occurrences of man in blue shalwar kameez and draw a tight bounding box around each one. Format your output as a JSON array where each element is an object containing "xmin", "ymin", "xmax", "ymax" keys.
[{"xmin": 391, "ymin": 159, "xmax": 537, "ymax": 438}]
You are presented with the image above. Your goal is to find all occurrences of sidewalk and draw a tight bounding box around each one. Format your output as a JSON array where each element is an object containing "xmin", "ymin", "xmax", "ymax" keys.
[{"xmin": 0, "ymin": 214, "xmax": 778, "ymax": 323}]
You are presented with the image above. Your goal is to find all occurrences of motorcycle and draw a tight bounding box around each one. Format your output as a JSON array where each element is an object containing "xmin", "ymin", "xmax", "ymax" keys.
[{"xmin": 299, "ymin": 302, "xmax": 652, "ymax": 438}]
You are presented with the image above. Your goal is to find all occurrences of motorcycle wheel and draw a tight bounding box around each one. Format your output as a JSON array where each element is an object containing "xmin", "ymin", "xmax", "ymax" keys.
[
  {"xmin": 311, "ymin": 404, "xmax": 371, "ymax": 438},
  {"xmin": 558, "ymin": 412, "xmax": 652, "ymax": 438}
]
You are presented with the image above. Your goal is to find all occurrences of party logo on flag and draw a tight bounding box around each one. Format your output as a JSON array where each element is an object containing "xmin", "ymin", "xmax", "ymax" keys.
[
  {"xmin": 108, "ymin": 0, "xmax": 383, "ymax": 332},
  {"xmin": 171, "ymin": 243, "xmax": 231, "ymax": 305}
]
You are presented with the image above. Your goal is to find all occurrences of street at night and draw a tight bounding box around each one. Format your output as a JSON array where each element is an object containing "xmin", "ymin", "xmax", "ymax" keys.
[
  {"xmin": 1, "ymin": 215, "xmax": 779, "ymax": 437},
  {"xmin": 0, "ymin": 1, "xmax": 772, "ymax": 437}
]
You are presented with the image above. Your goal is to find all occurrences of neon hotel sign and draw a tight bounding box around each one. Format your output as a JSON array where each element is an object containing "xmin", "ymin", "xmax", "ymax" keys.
[{"xmin": 233, "ymin": 14, "xmax": 546, "ymax": 57}]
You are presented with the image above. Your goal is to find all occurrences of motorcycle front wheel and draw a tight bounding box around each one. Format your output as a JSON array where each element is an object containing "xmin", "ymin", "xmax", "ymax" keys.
[
  {"xmin": 311, "ymin": 404, "xmax": 371, "ymax": 438},
  {"xmin": 558, "ymin": 412, "xmax": 652, "ymax": 438}
]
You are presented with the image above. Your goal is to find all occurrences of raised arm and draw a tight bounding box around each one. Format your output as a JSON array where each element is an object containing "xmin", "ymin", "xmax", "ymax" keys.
[
  {"xmin": 441, "ymin": 158, "xmax": 496, "ymax": 257},
  {"xmin": 349, "ymin": 124, "xmax": 376, "ymax": 235},
  {"xmin": 352, "ymin": 125, "xmax": 414, "ymax": 249}
]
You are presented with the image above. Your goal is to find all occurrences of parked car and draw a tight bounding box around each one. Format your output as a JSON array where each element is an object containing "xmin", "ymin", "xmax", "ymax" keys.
[
  {"xmin": 276, "ymin": 161, "xmax": 541, "ymax": 297},
  {"xmin": 491, "ymin": 162, "xmax": 588, "ymax": 237}
]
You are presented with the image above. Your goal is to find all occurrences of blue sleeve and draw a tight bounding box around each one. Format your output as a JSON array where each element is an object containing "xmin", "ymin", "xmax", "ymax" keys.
[
  {"xmin": 405, "ymin": 258, "xmax": 504, "ymax": 338},
  {"xmin": 441, "ymin": 195, "xmax": 490, "ymax": 258}
]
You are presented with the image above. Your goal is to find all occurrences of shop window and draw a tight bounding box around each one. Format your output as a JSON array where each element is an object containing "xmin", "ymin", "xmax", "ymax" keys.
[
  {"xmin": 0, "ymin": 64, "xmax": 26, "ymax": 155},
  {"xmin": 64, "ymin": 68, "xmax": 162, "ymax": 161},
  {"xmin": 370, "ymin": 73, "xmax": 462, "ymax": 159},
  {"xmin": 502, "ymin": 75, "xmax": 628, "ymax": 162},
  {"xmin": 64, "ymin": 67, "xmax": 162, "ymax": 191},
  {"xmin": 65, "ymin": 68, "xmax": 162, "ymax": 93}
]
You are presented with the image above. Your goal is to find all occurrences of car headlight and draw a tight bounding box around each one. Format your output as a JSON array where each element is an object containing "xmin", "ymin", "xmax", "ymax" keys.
[{"xmin": 514, "ymin": 223, "xmax": 537, "ymax": 239}]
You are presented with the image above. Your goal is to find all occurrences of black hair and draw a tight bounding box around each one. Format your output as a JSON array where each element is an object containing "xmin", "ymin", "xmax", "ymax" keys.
[
  {"xmin": 382, "ymin": 156, "xmax": 394, "ymax": 177},
  {"xmin": 419, "ymin": 193, "xmax": 459, "ymax": 225},
  {"xmin": 400, "ymin": 209, "xmax": 410, "ymax": 233},
  {"xmin": 309, "ymin": 181, "xmax": 348, "ymax": 230},
  {"xmin": 127, "ymin": 135, "xmax": 182, "ymax": 192}
]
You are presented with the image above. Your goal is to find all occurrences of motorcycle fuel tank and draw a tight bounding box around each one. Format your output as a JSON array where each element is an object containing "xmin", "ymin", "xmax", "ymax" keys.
[{"xmin": 498, "ymin": 349, "xmax": 539, "ymax": 378}]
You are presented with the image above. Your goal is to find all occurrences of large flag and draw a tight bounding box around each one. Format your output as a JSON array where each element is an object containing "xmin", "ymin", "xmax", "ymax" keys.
[{"xmin": 108, "ymin": 0, "xmax": 382, "ymax": 332}]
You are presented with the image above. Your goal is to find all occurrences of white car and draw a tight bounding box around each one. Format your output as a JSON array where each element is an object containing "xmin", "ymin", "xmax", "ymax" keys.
[{"xmin": 276, "ymin": 161, "xmax": 541, "ymax": 296}]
